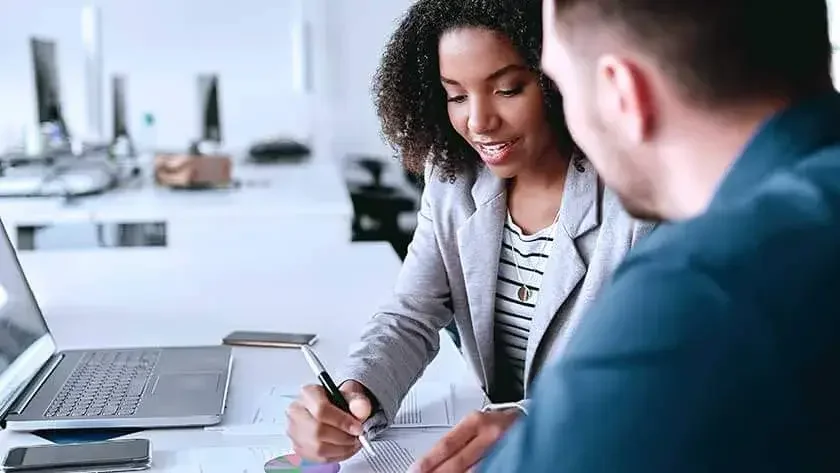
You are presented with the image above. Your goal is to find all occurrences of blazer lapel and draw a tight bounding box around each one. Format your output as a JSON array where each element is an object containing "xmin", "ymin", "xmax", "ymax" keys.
[
  {"xmin": 524, "ymin": 157, "xmax": 600, "ymax": 384},
  {"xmin": 457, "ymin": 168, "xmax": 507, "ymax": 390}
]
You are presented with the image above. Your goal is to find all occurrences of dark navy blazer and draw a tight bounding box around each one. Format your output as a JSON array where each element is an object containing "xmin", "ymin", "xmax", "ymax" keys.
[{"xmin": 480, "ymin": 90, "xmax": 840, "ymax": 473}]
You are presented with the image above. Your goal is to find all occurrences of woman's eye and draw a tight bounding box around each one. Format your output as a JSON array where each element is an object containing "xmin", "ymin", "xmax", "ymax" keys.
[
  {"xmin": 498, "ymin": 86, "xmax": 524, "ymax": 97},
  {"xmin": 446, "ymin": 95, "xmax": 467, "ymax": 103}
]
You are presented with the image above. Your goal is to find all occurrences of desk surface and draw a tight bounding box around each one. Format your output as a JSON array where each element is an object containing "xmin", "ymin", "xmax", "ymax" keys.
[
  {"xmin": 0, "ymin": 158, "xmax": 353, "ymax": 224},
  {"xmin": 0, "ymin": 158, "xmax": 356, "ymax": 250},
  {"xmin": 0, "ymin": 244, "xmax": 479, "ymax": 469},
  {"xmin": 20, "ymin": 243, "xmax": 399, "ymax": 354}
]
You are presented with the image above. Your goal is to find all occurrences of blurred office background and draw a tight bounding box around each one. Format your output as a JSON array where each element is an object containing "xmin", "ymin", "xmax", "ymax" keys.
[
  {"xmin": 0, "ymin": 0, "xmax": 422, "ymax": 258},
  {"xmin": 1, "ymin": 0, "xmax": 839, "ymax": 256},
  {"xmin": 0, "ymin": 1, "xmax": 837, "ymax": 406}
]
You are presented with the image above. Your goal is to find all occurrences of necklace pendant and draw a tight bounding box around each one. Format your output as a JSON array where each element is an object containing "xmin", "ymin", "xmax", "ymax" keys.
[{"xmin": 517, "ymin": 285, "xmax": 533, "ymax": 302}]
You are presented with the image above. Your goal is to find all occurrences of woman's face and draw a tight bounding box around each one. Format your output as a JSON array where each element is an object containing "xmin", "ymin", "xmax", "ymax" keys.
[{"xmin": 439, "ymin": 27, "xmax": 556, "ymax": 178}]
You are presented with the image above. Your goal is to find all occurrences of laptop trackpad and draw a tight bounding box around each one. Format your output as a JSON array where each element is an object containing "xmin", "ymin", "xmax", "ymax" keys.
[{"xmin": 151, "ymin": 373, "xmax": 221, "ymax": 396}]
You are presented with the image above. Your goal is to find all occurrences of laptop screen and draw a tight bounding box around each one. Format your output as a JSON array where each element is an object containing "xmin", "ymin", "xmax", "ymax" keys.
[{"xmin": 0, "ymin": 220, "xmax": 54, "ymax": 418}]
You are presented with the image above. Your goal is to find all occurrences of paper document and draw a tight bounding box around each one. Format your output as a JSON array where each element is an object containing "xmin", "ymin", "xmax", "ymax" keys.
[
  {"xmin": 392, "ymin": 382, "xmax": 453, "ymax": 428},
  {"xmin": 340, "ymin": 432, "xmax": 441, "ymax": 473},
  {"xmin": 153, "ymin": 445, "xmax": 292, "ymax": 473},
  {"xmin": 355, "ymin": 440, "xmax": 414, "ymax": 473},
  {"xmin": 207, "ymin": 385, "xmax": 298, "ymax": 435},
  {"xmin": 212, "ymin": 382, "xmax": 454, "ymax": 435}
]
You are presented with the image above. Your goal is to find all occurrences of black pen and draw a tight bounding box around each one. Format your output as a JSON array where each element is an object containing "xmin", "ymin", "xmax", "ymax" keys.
[{"xmin": 300, "ymin": 345, "xmax": 375, "ymax": 456}]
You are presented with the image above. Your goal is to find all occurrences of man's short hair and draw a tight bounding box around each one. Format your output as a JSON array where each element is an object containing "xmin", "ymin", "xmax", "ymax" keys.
[{"xmin": 551, "ymin": 0, "xmax": 833, "ymax": 107}]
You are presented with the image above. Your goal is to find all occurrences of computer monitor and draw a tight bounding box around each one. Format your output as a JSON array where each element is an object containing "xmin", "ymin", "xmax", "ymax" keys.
[
  {"xmin": 197, "ymin": 74, "xmax": 222, "ymax": 144},
  {"xmin": 112, "ymin": 75, "xmax": 128, "ymax": 139},
  {"xmin": 30, "ymin": 38, "xmax": 70, "ymax": 144},
  {"xmin": 110, "ymin": 74, "xmax": 135, "ymax": 156}
]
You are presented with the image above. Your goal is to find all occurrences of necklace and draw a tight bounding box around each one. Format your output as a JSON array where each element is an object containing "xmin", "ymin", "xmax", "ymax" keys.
[{"xmin": 506, "ymin": 210, "xmax": 561, "ymax": 302}]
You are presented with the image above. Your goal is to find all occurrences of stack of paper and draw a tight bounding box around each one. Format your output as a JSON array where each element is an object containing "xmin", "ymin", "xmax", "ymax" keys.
[
  {"xmin": 340, "ymin": 436, "xmax": 433, "ymax": 473},
  {"xmin": 391, "ymin": 382, "xmax": 454, "ymax": 428},
  {"xmin": 151, "ymin": 445, "xmax": 291, "ymax": 473},
  {"xmin": 205, "ymin": 385, "xmax": 298, "ymax": 435},
  {"xmin": 208, "ymin": 382, "xmax": 455, "ymax": 435},
  {"xmin": 154, "ymin": 432, "xmax": 441, "ymax": 473}
]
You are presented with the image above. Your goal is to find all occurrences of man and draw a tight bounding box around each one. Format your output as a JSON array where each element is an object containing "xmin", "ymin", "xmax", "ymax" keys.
[{"xmin": 478, "ymin": 0, "xmax": 840, "ymax": 471}]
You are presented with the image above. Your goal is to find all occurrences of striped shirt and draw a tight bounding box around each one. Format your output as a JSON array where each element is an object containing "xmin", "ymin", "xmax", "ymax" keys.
[{"xmin": 494, "ymin": 212, "xmax": 558, "ymax": 400}]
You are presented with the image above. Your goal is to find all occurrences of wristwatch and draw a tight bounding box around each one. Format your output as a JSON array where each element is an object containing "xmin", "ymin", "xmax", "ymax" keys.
[{"xmin": 480, "ymin": 400, "xmax": 529, "ymax": 416}]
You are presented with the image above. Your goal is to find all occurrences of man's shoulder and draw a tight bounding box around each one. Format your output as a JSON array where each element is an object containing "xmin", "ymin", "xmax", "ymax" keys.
[
  {"xmin": 600, "ymin": 186, "xmax": 658, "ymax": 240},
  {"xmin": 627, "ymin": 148, "xmax": 840, "ymax": 303},
  {"xmin": 791, "ymin": 142, "xmax": 840, "ymax": 192}
]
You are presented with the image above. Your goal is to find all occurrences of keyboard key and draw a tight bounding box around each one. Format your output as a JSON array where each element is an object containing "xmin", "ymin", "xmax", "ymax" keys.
[{"xmin": 45, "ymin": 350, "xmax": 160, "ymax": 418}]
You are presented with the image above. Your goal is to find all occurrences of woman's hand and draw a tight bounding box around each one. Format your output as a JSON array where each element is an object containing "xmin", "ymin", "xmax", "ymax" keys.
[{"xmin": 286, "ymin": 380, "xmax": 374, "ymax": 463}]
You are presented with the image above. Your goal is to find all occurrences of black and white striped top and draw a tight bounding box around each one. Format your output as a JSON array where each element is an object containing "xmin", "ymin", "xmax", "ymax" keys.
[{"xmin": 494, "ymin": 212, "xmax": 558, "ymax": 399}]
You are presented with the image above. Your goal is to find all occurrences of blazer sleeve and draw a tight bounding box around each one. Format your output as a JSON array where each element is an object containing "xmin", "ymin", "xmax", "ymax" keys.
[{"xmin": 338, "ymin": 166, "xmax": 455, "ymax": 432}]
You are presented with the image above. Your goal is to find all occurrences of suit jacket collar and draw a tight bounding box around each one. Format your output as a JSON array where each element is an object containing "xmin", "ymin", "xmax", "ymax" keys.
[
  {"xmin": 470, "ymin": 164, "xmax": 507, "ymax": 207},
  {"xmin": 714, "ymin": 90, "xmax": 840, "ymax": 206},
  {"xmin": 459, "ymin": 169, "xmax": 506, "ymax": 389},
  {"xmin": 558, "ymin": 155, "xmax": 601, "ymax": 239},
  {"xmin": 458, "ymin": 159, "xmax": 600, "ymax": 391},
  {"xmin": 469, "ymin": 156, "xmax": 600, "ymax": 236},
  {"xmin": 524, "ymin": 156, "xmax": 598, "ymax": 386}
]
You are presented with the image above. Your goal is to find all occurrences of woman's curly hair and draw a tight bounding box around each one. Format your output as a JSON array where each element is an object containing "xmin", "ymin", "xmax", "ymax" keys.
[{"xmin": 372, "ymin": 0, "xmax": 575, "ymax": 181}]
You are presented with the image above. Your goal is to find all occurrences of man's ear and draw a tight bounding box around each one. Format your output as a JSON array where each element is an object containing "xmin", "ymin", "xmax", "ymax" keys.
[{"xmin": 595, "ymin": 55, "xmax": 654, "ymax": 144}]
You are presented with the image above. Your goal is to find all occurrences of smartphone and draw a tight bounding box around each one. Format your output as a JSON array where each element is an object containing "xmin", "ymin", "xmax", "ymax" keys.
[
  {"xmin": 2, "ymin": 438, "xmax": 150, "ymax": 472},
  {"xmin": 222, "ymin": 330, "xmax": 318, "ymax": 348}
]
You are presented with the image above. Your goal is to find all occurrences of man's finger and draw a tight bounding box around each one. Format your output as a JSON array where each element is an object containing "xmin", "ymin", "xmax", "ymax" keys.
[
  {"xmin": 427, "ymin": 434, "xmax": 495, "ymax": 473},
  {"xmin": 300, "ymin": 385, "xmax": 364, "ymax": 435},
  {"xmin": 409, "ymin": 420, "xmax": 477, "ymax": 473}
]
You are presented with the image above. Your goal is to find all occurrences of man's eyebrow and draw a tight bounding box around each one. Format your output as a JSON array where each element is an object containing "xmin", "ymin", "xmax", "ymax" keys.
[{"xmin": 441, "ymin": 64, "xmax": 527, "ymax": 85}]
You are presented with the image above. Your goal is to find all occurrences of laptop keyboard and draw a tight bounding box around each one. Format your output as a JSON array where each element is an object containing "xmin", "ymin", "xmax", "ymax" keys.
[{"xmin": 44, "ymin": 350, "xmax": 160, "ymax": 418}]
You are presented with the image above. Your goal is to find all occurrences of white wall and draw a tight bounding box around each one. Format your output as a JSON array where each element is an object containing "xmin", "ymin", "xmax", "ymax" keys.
[
  {"xmin": 0, "ymin": 0, "xmax": 414, "ymax": 159},
  {"xmin": 0, "ymin": 0, "xmax": 322, "ymax": 153},
  {"xmin": 324, "ymin": 0, "xmax": 413, "ymax": 160}
]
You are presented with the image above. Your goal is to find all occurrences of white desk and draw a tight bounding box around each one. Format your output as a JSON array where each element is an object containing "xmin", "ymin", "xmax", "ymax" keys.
[
  {"xmin": 0, "ymin": 158, "xmax": 354, "ymax": 251},
  {"xmin": 0, "ymin": 243, "xmax": 482, "ymax": 470}
]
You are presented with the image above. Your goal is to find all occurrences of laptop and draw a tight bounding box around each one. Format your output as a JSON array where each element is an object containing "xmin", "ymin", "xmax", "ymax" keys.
[{"xmin": 0, "ymin": 219, "xmax": 233, "ymax": 431}]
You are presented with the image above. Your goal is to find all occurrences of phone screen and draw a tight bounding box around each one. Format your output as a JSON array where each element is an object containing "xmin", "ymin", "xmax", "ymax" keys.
[
  {"xmin": 4, "ymin": 439, "xmax": 149, "ymax": 470},
  {"xmin": 223, "ymin": 331, "xmax": 317, "ymax": 346}
]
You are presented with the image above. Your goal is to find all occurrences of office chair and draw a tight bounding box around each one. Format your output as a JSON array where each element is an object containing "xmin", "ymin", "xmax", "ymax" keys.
[
  {"xmin": 346, "ymin": 155, "xmax": 462, "ymax": 350},
  {"xmin": 346, "ymin": 156, "xmax": 416, "ymax": 255}
]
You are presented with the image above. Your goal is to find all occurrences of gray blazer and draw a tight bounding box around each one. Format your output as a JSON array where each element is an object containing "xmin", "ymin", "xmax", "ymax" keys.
[{"xmin": 339, "ymin": 159, "xmax": 654, "ymax": 430}]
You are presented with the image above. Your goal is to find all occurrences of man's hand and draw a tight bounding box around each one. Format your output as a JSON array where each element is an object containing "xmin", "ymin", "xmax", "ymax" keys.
[
  {"xmin": 408, "ymin": 408, "xmax": 521, "ymax": 473},
  {"xmin": 286, "ymin": 380, "xmax": 374, "ymax": 463}
]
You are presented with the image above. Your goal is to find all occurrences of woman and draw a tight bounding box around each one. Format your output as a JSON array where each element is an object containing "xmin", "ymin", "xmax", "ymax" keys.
[{"xmin": 287, "ymin": 0, "xmax": 654, "ymax": 468}]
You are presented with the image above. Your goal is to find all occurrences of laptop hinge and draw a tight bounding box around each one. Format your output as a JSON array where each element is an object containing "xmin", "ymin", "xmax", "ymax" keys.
[{"xmin": 7, "ymin": 353, "xmax": 64, "ymax": 416}]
